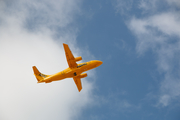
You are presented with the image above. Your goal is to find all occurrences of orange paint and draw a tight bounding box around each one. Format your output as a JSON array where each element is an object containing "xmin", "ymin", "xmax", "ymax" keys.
[{"xmin": 32, "ymin": 43, "xmax": 102, "ymax": 92}]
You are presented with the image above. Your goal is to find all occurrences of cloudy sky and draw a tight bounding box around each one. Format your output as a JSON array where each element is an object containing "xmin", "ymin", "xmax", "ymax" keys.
[{"xmin": 0, "ymin": 0, "xmax": 180, "ymax": 120}]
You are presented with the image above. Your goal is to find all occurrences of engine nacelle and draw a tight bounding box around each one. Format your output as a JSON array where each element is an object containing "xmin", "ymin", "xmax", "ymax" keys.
[
  {"xmin": 75, "ymin": 56, "xmax": 82, "ymax": 62},
  {"xmin": 79, "ymin": 73, "xmax": 87, "ymax": 78}
]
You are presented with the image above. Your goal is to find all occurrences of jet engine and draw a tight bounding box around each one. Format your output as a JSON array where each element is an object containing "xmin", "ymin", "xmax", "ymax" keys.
[
  {"xmin": 75, "ymin": 56, "xmax": 82, "ymax": 62},
  {"xmin": 79, "ymin": 73, "xmax": 87, "ymax": 78}
]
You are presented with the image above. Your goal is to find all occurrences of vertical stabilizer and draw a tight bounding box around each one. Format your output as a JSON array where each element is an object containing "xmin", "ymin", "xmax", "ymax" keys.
[{"xmin": 32, "ymin": 66, "xmax": 49, "ymax": 82}]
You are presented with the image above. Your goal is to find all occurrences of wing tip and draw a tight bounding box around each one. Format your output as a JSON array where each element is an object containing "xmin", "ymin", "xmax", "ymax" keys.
[
  {"xmin": 78, "ymin": 88, "xmax": 82, "ymax": 92},
  {"xmin": 63, "ymin": 43, "xmax": 67, "ymax": 46}
]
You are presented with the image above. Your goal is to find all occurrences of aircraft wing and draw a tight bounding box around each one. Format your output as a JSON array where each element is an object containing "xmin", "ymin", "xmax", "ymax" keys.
[
  {"xmin": 73, "ymin": 77, "xmax": 82, "ymax": 92},
  {"xmin": 63, "ymin": 43, "xmax": 77, "ymax": 68}
]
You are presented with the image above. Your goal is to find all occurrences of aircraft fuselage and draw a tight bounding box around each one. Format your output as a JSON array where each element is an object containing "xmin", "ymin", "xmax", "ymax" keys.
[{"xmin": 38, "ymin": 60, "xmax": 102, "ymax": 83}]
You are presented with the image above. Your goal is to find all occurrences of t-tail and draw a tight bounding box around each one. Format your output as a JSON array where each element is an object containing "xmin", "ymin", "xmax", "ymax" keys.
[{"xmin": 32, "ymin": 66, "xmax": 49, "ymax": 83}]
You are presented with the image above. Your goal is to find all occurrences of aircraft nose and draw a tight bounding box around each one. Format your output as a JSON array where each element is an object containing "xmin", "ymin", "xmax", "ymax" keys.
[{"xmin": 96, "ymin": 60, "xmax": 103, "ymax": 66}]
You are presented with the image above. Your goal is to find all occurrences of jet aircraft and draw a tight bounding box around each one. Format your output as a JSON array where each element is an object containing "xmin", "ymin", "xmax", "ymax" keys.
[{"xmin": 32, "ymin": 43, "xmax": 102, "ymax": 92}]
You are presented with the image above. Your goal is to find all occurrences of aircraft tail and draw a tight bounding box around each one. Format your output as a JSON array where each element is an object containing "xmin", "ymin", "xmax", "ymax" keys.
[{"xmin": 32, "ymin": 66, "xmax": 49, "ymax": 82}]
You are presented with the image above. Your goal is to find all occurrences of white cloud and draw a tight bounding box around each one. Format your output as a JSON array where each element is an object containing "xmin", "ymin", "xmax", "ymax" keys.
[
  {"xmin": 126, "ymin": 2, "xmax": 180, "ymax": 107},
  {"xmin": 158, "ymin": 94, "xmax": 171, "ymax": 107},
  {"xmin": 166, "ymin": 0, "xmax": 180, "ymax": 7},
  {"xmin": 138, "ymin": 0, "xmax": 159, "ymax": 12},
  {"xmin": 150, "ymin": 12, "xmax": 180, "ymax": 37},
  {"xmin": 8, "ymin": 0, "xmax": 81, "ymax": 29},
  {"xmin": 0, "ymin": 0, "xmax": 95, "ymax": 120},
  {"xmin": 114, "ymin": 0, "xmax": 133, "ymax": 15}
]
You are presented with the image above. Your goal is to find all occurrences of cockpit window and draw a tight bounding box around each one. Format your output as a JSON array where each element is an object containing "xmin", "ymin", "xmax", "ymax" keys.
[{"xmin": 77, "ymin": 63, "xmax": 87, "ymax": 68}]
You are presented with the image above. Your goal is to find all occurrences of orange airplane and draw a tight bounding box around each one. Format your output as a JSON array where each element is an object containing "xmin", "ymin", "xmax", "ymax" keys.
[{"xmin": 32, "ymin": 43, "xmax": 102, "ymax": 92}]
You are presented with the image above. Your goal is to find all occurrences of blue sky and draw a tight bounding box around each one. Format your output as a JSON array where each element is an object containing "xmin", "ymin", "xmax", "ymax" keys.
[{"xmin": 0, "ymin": 0, "xmax": 180, "ymax": 120}]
